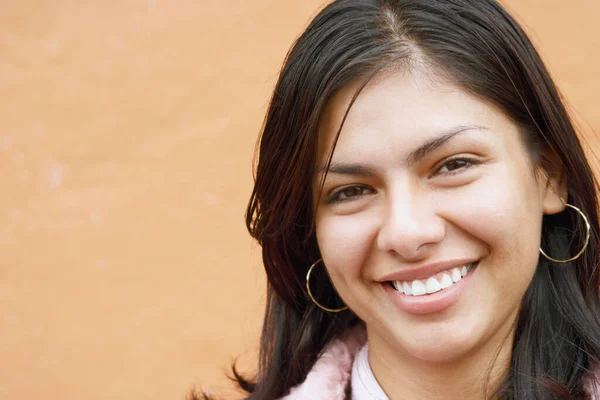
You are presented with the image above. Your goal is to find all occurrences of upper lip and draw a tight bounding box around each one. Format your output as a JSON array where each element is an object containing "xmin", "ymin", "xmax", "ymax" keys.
[{"xmin": 377, "ymin": 258, "xmax": 479, "ymax": 283}]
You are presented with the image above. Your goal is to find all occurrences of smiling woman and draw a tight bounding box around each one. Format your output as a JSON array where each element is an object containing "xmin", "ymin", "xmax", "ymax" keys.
[
  {"xmin": 314, "ymin": 67, "xmax": 566, "ymax": 375},
  {"xmin": 199, "ymin": 0, "xmax": 600, "ymax": 399}
]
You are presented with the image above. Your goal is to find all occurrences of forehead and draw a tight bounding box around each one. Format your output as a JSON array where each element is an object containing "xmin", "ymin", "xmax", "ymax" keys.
[{"xmin": 316, "ymin": 68, "xmax": 510, "ymax": 162}]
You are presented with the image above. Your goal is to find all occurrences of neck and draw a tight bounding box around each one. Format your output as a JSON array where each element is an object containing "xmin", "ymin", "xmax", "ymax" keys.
[{"xmin": 367, "ymin": 324, "xmax": 515, "ymax": 400}]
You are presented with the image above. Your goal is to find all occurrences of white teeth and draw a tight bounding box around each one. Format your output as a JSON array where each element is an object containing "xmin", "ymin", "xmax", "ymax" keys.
[
  {"xmin": 391, "ymin": 262, "xmax": 477, "ymax": 296},
  {"xmin": 440, "ymin": 273, "xmax": 453, "ymax": 289},
  {"xmin": 425, "ymin": 277, "xmax": 441, "ymax": 294},
  {"xmin": 393, "ymin": 281, "xmax": 404, "ymax": 293},
  {"xmin": 451, "ymin": 268, "xmax": 462, "ymax": 283},
  {"xmin": 411, "ymin": 280, "xmax": 426, "ymax": 296}
]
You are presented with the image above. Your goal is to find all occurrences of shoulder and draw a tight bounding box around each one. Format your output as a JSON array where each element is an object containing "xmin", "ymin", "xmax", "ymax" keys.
[{"xmin": 278, "ymin": 325, "xmax": 366, "ymax": 400}]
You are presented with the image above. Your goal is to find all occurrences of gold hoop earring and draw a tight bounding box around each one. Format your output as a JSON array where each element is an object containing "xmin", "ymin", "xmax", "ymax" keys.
[
  {"xmin": 539, "ymin": 203, "xmax": 591, "ymax": 263},
  {"xmin": 306, "ymin": 259, "xmax": 348, "ymax": 313}
]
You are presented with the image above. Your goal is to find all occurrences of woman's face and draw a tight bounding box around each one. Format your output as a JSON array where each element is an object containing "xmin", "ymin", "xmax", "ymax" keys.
[{"xmin": 313, "ymin": 68, "xmax": 565, "ymax": 364}]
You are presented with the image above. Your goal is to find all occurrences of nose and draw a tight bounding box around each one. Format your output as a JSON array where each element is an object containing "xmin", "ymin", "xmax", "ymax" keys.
[{"xmin": 376, "ymin": 191, "xmax": 446, "ymax": 261}]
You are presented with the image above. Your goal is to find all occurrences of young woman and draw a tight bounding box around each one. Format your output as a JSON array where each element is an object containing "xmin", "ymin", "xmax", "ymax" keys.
[{"xmin": 202, "ymin": 0, "xmax": 600, "ymax": 398}]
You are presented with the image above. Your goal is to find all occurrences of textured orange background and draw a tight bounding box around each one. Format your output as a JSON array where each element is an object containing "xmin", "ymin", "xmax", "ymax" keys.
[{"xmin": 1, "ymin": 1, "xmax": 599, "ymax": 399}]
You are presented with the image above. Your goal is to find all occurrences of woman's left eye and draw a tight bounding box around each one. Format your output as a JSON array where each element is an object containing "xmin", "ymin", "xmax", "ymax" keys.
[{"xmin": 434, "ymin": 157, "xmax": 479, "ymax": 176}]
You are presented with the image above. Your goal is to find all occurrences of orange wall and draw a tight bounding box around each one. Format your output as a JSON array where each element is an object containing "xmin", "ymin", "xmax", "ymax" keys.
[{"xmin": 1, "ymin": 1, "xmax": 599, "ymax": 399}]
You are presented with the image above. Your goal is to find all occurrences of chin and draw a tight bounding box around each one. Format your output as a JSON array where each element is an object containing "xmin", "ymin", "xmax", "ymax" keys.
[
  {"xmin": 406, "ymin": 339, "xmax": 477, "ymax": 363},
  {"xmin": 387, "ymin": 321, "xmax": 484, "ymax": 363}
]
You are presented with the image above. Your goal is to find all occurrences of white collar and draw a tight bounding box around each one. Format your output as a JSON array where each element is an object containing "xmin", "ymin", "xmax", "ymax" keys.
[{"xmin": 351, "ymin": 343, "xmax": 389, "ymax": 400}]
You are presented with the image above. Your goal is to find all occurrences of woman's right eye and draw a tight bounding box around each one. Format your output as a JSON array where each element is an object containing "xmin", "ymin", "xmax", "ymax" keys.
[{"xmin": 327, "ymin": 185, "xmax": 374, "ymax": 204}]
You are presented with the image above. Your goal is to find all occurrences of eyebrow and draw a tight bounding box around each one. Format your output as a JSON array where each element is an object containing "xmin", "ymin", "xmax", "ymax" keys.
[
  {"xmin": 315, "ymin": 125, "xmax": 487, "ymax": 176},
  {"xmin": 406, "ymin": 125, "xmax": 487, "ymax": 166}
]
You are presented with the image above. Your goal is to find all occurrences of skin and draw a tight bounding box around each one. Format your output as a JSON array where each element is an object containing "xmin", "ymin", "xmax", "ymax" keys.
[{"xmin": 312, "ymin": 67, "xmax": 566, "ymax": 399}]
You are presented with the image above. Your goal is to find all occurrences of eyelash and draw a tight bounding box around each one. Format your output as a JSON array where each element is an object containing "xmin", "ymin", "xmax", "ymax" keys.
[
  {"xmin": 326, "ymin": 185, "xmax": 373, "ymax": 204},
  {"xmin": 432, "ymin": 156, "xmax": 480, "ymax": 177},
  {"xmin": 326, "ymin": 157, "xmax": 480, "ymax": 204}
]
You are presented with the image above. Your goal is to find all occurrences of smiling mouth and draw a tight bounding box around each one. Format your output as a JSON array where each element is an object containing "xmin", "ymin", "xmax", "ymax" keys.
[{"xmin": 388, "ymin": 261, "xmax": 479, "ymax": 297}]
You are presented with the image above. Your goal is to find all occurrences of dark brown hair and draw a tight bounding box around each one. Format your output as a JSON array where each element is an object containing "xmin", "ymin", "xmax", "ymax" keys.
[{"xmin": 196, "ymin": 0, "xmax": 600, "ymax": 398}]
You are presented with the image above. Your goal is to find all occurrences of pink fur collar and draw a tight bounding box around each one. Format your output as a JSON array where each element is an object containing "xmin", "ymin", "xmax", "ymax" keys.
[
  {"xmin": 278, "ymin": 326, "xmax": 600, "ymax": 399},
  {"xmin": 279, "ymin": 326, "xmax": 366, "ymax": 400}
]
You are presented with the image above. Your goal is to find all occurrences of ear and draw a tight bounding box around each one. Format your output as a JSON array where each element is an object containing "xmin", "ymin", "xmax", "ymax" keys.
[{"xmin": 538, "ymin": 147, "xmax": 567, "ymax": 215}]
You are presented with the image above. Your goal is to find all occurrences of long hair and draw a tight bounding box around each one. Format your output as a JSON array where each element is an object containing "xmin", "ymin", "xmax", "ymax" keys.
[{"xmin": 199, "ymin": 0, "xmax": 600, "ymax": 398}]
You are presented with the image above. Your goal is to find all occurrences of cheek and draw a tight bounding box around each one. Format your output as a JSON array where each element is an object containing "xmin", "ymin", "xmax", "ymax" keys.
[
  {"xmin": 452, "ymin": 186, "xmax": 536, "ymax": 238},
  {"xmin": 439, "ymin": 168, "xmax": 543, "ymax": 275},
  {"xmin": 315, "ymin": 212, "xmax": 378, "ymax": 281}
]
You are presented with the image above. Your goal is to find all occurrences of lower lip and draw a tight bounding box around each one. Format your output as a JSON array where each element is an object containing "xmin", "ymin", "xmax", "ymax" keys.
[{"xmin": 383, "ymin": 266, "xmax": 477, "ymax": 315}]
